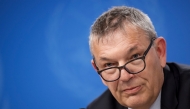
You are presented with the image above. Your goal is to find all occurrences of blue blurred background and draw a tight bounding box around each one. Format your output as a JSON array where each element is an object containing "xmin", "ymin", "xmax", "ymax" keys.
[{"xmin": 0, "ymin": 0, "xmax": 190, "ymax": 109}]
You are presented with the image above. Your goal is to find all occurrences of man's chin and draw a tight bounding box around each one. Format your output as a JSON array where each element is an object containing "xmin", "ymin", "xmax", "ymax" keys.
[{"xmin": 119, "ymin": 93, "xmax": 149, "ymax": 108}]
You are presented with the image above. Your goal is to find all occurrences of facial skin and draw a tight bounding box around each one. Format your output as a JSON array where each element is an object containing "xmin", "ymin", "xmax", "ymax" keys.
[{"xmin": 91, "ymin": 26, "xmax": 166, "ymax": 109}]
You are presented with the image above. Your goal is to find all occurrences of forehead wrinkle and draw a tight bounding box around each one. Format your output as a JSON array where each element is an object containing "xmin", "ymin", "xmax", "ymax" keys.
[{"xmin": 98, "ymin": 42, "xmax": 139, "ymax": 63}]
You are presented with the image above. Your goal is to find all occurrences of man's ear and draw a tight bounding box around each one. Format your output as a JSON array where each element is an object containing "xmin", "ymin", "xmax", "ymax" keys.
[
  {"xmin": 91, "ymin": 59, "xmax": 98, "ymax": 71},
  {"xmin": 91, "ymin": 60, "xmax": 107, "ymax": 86},
  {"xmin": 154, "ymin": 37, "xmax": 167, "ymax": 67}
]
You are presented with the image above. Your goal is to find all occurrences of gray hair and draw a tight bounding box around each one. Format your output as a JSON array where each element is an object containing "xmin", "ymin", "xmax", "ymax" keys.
[{"xmin": 89, "ymin": 6, "xmax": 157, "ymax": 54}]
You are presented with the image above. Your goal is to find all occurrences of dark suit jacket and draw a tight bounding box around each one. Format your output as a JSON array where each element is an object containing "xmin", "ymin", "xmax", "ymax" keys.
[{"xmin": 87, "ymin": 63, "xmax": 190, "ymax": 109}]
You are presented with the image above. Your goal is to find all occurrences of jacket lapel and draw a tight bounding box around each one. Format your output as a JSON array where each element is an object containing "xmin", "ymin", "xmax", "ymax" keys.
[{"xmin": 161, "ymin": 65, "xmax": 178, "ymax": 109}]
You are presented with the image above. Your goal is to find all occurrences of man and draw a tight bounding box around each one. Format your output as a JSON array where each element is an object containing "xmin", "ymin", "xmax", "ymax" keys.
[{"xmin": 87, "ymin": 6, "xmax": 190, "ymax": 109}]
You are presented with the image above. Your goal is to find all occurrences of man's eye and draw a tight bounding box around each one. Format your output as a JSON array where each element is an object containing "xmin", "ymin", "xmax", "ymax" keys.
[
  {"xmin": 105, "ymin": 63, "xmax": 115, "ymax": 67},
  {"xmin": 132, "ymin": 54, "xmax": 140, "ymax": 59}
]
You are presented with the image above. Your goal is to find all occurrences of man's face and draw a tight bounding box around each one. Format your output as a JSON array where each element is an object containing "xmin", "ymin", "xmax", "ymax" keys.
[{"xmin": 91, "ymin": 27, "xmax": 166, "ymax": 108}]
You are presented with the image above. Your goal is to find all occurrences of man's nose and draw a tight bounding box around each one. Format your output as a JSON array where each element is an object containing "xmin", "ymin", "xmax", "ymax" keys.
[{"xmin": 119, "ymin": 67, "xmax": 135, "ymax": 82}]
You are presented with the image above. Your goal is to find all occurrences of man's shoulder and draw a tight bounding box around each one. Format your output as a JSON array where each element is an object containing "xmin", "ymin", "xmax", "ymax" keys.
[
  {"xmin": 166, "ymin": 62, "xmax": 190, "ymax": 75},
  {"xmin": 86, "ymin": 89, "xmax": 113, "ymax": 109},
  {"xmin": 87, "ymin": 89, "xmax": 126, "ymax": 109},
  {"xmin": 166, "ymin": 62, "xmax": 190, "ymax": 108},
  {"xmin": 165, "ymin": 62, "xmax": 190, "ymax": 87}
]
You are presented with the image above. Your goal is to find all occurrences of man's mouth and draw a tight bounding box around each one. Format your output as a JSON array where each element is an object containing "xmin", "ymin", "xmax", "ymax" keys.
[{"xmin": 123, "ymin": 85, "xmax": 142, "ymax": 95}]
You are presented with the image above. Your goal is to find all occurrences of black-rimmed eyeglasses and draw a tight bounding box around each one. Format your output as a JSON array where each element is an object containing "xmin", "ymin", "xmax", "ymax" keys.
[{"xmin": 93, "ymin": 38, "xmax": 156, "ymax": 82}]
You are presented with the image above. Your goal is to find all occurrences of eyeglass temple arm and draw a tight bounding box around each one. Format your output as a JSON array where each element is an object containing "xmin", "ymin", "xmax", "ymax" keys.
[{"xmin": 143, "ymin": 38, "xmax": 156, "ymax": 56}]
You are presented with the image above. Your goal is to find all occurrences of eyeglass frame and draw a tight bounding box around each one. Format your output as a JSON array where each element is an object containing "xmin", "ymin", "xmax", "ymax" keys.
[{"xmin": 93, "ymin": 38, "xmax": 156, "ymax": 82}]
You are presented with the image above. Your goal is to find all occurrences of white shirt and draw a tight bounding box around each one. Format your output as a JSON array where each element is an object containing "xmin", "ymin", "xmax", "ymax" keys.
[{"xmin": 128, "ymin": 91, "xmax": 161, "ymax": 109}]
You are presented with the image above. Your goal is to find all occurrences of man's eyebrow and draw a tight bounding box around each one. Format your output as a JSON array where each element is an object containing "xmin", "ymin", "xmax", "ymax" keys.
[
  {"xmin": 98, "ymin": 45, "xmax": 139, "ymax": 61},
  {"xmin": 99, "ymin": 57, "xmax": 112, "ymax": 61},
  {"xmin": 127, "ymin": 45, "xmax": 138, "ymax": 54}
]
